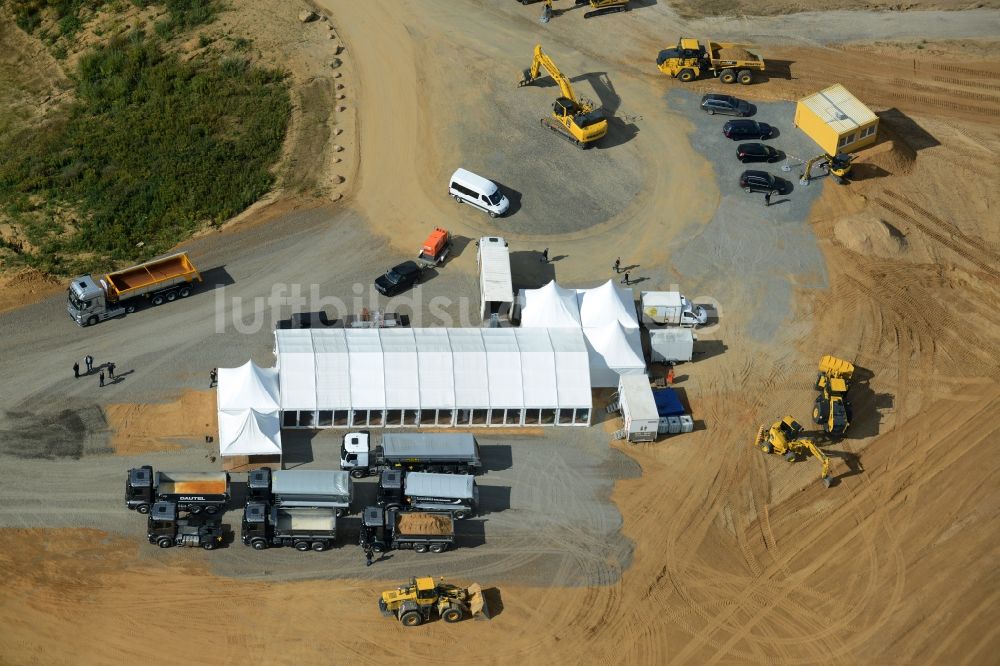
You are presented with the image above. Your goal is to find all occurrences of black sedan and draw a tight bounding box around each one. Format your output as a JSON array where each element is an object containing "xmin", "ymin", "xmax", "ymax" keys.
[
  {"xmin": 723, "ymin": 119, "xmax": 774, "ymax": 140},
  {"xmin": 737, "ymin": 143, "xmax": 780, "ymax": 163},
  {"xmin": 375, "ymin": 261, "xmax": 422, "ymax": 296},
  {"xmin": 700, "ymin": 93, "xmax": 752, "ymax": 117}
]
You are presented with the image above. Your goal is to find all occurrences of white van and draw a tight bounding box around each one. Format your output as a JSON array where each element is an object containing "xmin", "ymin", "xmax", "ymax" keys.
[{"xmin": 448, "ymin": 168, "xmax": 509, "ymax": 218}]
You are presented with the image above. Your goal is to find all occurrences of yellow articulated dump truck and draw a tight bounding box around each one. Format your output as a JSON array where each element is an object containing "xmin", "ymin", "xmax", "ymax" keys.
[
  {"xmin": 657, "ymin": 38, "xmax": 766, "ymax": 85},
  {"xmin": 67, "ymin": 252, "xmax": 202, "ymax": 326}
]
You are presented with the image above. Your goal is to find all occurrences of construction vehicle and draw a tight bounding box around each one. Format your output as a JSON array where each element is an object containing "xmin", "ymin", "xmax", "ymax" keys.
[
  {"xmin": 534, "ymin": 0, "xmax": 628, "ymax": 20},
  {"xmin": 378, "ymin": 470, "xmax": 479, "ymax": 519},
  {"xmin": 813, "ymin": 355, "xmax": 854, "ymax": 436},
  {"xmin": 360, "ymin": 506, "xmax": 455, "ymax": 554},
  {"xmin": 517, "ymin": 44, "xmax": 608, "ymax": 148},
  {"xmin": 416, "ymin": 227, "xmax": 452, "ymax": 268},
  {"xmin": 241, "ymin": 502, "xmax": 338, "ymax": 551},
  {"xmin": 125, "ymin": 466, "xmax": 230, "ymax": 515},
  {"xmin": 67, "ymin": 252, "xmax": 202, "ymax": 326},
  {"xmin": 754, "ymin": 416, "xmax": 833, "ymax": 488},
  {"xmin": 247, "ymin": 468, "xmax": 353, "ymax": 517},
  {"xmin": 379, "ymin": 576, "xmax": 490, "ymax": 627},
  {"xmin": 147, "ymin": 501, "xmax": 225, "ymax": 550},
  {"xmin": 341, "ymin": 432, "xmax": 482, "ymax": 478},
  {"xmin": 656, "ymin": 38, "xmax": 766, "ymax": 85},
  {"xmin": 801, "ymin": 153, "xmax": 854, "ymax": 184}
]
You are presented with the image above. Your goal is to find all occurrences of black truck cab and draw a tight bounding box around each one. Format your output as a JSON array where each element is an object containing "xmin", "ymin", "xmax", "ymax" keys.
[
  {"xmin": 241, "ymin": 501, "xmax": 270, "ymax": 549},
  {"xmin": 247, "ymin": 467, "xmax": 272, "ymax": 503},
  {"xmin": 360, "ymin": 506, "xmax": 389, "ymax": 552},
  {"xmin": 377, "ymin": 470, "xmax": 405, "ymax": 510},
  {"xmin": 147, "ymin": 501, "xmax": 224, "ymax": 550},
  {"xmin": 126, "ymin": 465, "xmax": 155, "ymax": 513}
]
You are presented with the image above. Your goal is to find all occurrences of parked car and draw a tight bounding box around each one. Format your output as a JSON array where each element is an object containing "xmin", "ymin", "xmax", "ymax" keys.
[
  {"xmin": 700, "ymin": 94, "xmax": 751, "ymax": 117},
  {"xmin": 723, "ymin": 120, "xmax": 774, "ymax": 140},
  {"xmin": 739, "ymin": 170, "xmax": 779, "ymax": 194},
  {"xmin": 375, "ymin": 261, "xmax": 422, "ymax": 296},
  {"xmin": 737, "ymin": 143, "xmax": 780, "ymax": 163}
]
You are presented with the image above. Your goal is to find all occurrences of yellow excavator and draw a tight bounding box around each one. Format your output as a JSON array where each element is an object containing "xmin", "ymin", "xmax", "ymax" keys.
[
  {"xmin": 813, "ymin": 355, "xmax": 854, "ymax": 437},
  {"xmin": 379, "ymin": 576, "xmax": 490, "ymax": 627},
  {"xmin": 754, "ymin": 416, "xmax": 833, "ymax": 488},
  {"xmin": 517, "ymin": 44, "xmax": 608, "ymax": 148},
  {"xmin": 536, "ymin": 0, "xmax": 629, "ymax": 21},
  {"xmin": 801, "ymin": 152, "xmax": 854, "ymax": 184}
]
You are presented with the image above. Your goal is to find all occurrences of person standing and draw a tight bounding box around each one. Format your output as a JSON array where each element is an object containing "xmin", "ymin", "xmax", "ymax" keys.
[
  {"xmin": 621, "ymin": 271, "xmax": 630, "ymax": 286},
  {"xmin": 108, "ymin": 362, "xmax": 116, "ymax": 379},
  {"xmin": 764, "ymin": 191, "xmax": 772, "ymax": 207},
  {"xmin": 541, "ymin": 248, "xmax": 549, "ymax": 263},
  {"xmin": 73, "ymin": 362, "xmax": 80, "ymax": 379},
  {"xmin": 209, "ymin": 368, "xmax": 218, "ymax": 388},
  {"xmin": 85, "ymin": 355, "xmax": 94, "ymax": 374},
  {"xmin": 614, "ymin": 257, "xmax": 621, "ymax": 273},
  {"xmin": 365, "ymin": 548, "xmax": 374, "ymax": 567},
  {"xmin": 99, "ymin": 371, "xmax": 105, "ymax": 388},
  {"xmin": 666, "ymin": 363, "xmax": 675, "ymax": 385}
]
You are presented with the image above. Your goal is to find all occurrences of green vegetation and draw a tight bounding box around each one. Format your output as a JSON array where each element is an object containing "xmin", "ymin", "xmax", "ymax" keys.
[
  {"xmin": 7, "ymin": 0, "xmax": 219, "ymax": 43},
  {"xmin": 0, "ymin": 29, "xmax": 290, "ymax": 273}
]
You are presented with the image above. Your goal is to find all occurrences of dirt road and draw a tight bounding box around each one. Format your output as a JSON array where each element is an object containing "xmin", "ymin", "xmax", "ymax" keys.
[{"xmin": 1, "ymin": 0, "xmax": 999, "ymax": 663}]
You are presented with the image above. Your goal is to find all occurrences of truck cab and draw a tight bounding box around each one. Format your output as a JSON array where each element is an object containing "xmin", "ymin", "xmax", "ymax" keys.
[
  {"xmin": 377, "ymin": 470, "xmax": 405, "ymax": 510},
  {"xmin": 125, "ymin": 465, "xmax": 155, "ymax": 513},
  {"xmin": 241, "ymin": 501, "xmax": 270, "ymax": 550},
  {"xmin": 360, "ymin": 506, "xmax": 390, "ymax": 552},
  {"xmin": 341, "ymin": 431, "xmax": 372, "ymax": 477},
  {"xmin": 247, "ymin": 467, "xmax": 272, "ymax": 503},
  {"xmin": 147, "ymin": 501, "xmax": 224, "ymax": 550},
  {"xmin": 67, "ymin": 276, "xmax": 117, "ymax": 326}
]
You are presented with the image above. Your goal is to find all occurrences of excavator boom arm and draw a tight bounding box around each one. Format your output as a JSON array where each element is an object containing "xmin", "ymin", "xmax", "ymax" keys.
[{"xmin": 525, "ymin": 44, "xmax": 578, "ymax": 104}]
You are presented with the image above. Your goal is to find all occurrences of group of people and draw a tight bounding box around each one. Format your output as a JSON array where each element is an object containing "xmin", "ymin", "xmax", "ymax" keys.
[{"xmin": 72, "ymin": 354, "xmax": 117, "ymax": 387}]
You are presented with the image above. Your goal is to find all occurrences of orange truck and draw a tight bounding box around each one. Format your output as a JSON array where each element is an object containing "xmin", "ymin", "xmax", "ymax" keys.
[
  {"xmin": 416, "ymin": 227, "xmax": 452, "ymax": 268},
  {"xmin": 67, "ymin": 252, "xmax": 202, "ymax": 326}
]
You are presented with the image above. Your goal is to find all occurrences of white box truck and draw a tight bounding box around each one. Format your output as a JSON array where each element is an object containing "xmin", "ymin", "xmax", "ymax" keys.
[
  {"xmin": 649, "ymin": 328, "xmax": 695, "ymax": 363},
  {"xmin": 640, "ymin": 291, "xmax": 707, "ymax": 327}
]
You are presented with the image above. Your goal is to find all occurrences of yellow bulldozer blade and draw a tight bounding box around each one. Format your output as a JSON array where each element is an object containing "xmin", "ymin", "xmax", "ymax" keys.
[{"xmin": 466, "ymin": 583, "xmax": 491, "ymax": 620}]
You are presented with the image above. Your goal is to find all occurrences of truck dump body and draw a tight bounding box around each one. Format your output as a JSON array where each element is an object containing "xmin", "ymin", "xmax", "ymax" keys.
[
  {"xmin": 275, "ymin": 508, "xmax": 337, "ymax": 533},
  {"xmin": 381, "ymin": 434, "xmax": 481, "ymax": 465},
  {"xmin": 397, "ymin": 512, "xmax": 454, "ymax": 537},
  {"xmin": 104, "ymin": 252, "xmax": 201, "ymax": 300},
  {"xmin": 156, "ymin": 472, "xmax": 228, "ymax": 496},
  {"xmin": 404, "ymin": 472, "xmax": 475, "ymax": 500},
  {"xmin": 271, "ymin": 470, "xmax": 351, "ymax": 506}
]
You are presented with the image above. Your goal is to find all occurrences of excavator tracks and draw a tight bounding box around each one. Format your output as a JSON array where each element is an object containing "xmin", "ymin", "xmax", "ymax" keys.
[
  {"xmin": 540, "ymin": 117, "xmax": 586, "ymax": 148},
  {"xmin": 576, "ymin": 0, "xmax": 628, "ymax": 18}
]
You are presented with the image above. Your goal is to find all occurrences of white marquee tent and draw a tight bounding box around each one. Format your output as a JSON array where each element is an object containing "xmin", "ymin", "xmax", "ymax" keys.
[
  {"xmin": 273, "ymin": 327, "xmax": 592, "ymax": 429},
  {"xmin": 518, "ymin": 279, "xmax": 646, "ymax": 387},
  {"xmin": 216, "ymin": 360, "xmax": 282, "ymax": 457}
]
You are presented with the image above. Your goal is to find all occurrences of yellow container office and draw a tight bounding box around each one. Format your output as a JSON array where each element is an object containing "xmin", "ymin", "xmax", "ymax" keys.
[{"xmin": 794, "ymin": 84, "xmax": 878, "ymax": 155}]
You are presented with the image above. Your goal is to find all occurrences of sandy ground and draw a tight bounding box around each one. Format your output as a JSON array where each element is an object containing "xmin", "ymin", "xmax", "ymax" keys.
[
  {"xmin": 1, "ymin": 0, "xmax": 1000, "ymax": 664},
  {"xmin": 104, "ymin": 390, "xmax": 217, "ymax": 455}
]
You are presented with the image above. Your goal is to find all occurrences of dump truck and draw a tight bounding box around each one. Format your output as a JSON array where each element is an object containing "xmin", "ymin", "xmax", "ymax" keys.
[
  {"xmin": 246, "ymin": 468, "xmax": 353, "ymax": 516},
  {"xmin": 656, "ymin": 38, "xmax": 766, "ymax": 85},
  {"xmin": 67, "ymin": 252, "xmax": 202, "ymax": 326},
  {"xmin": 126, "ymin": 466, "xmax": 229, "ymax": 515},
  {"xmin": 379, "ymin": 576, "xmax": 490, "ymax": 627},
  {"xmin": 241, "ymin": 502, "xmax": 338, "ymax": 552},
  {"xmin": 416, "ymin": 227, "xmax": 452, "ymax": 268},
  {"xmin": 361, "ymin": 506, "xmax": 455, "ymax": 554},
  {"xmin": 378, "ymin": 470, "xmax": 479, "ymax": 519},
  {"xmin": 341, "ymin": 432, "xmax": 482, "ymax": 478},
  {"xmin": 640, "ymin": 291, "xmax": 707, "ymax": 327},
  {"xmin": 147, "ymin": 501, "xmax": 225, "ymax": 550}
]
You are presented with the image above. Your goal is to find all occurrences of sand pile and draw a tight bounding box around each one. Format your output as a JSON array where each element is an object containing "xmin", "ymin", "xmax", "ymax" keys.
[
  {"xmin": 105, "ymin": 390, "xmax": 217, "ymax": 455},
  {"xmin": 853, "ymin": 131, "xmax": 917, "ymax": 177},
  {"xmin": 833, "ymin": 211, "xmax": 908, "ymax": 258},
  {"xmin": 397, "ymin": 512, "xmax": 452, "ymax": 535},
  {"xmin": 717, "ymin": 46, "xmax": 758, "ymax": 61}
]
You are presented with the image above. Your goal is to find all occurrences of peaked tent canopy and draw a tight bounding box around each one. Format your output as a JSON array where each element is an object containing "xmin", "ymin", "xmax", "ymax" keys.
[
  {"xmin": 585, "ymin": 321, "xmax": 646, "ymax": 387},
  {"xmin": 218, "ymin": 408, "xmax": 282, "ymax": 457},
  {"xmin": 216, "ymin": 360, "xmax": 279, "ymax": 411},
  {"xmin": 577, "ymin": 279, "xmax": 640, "ymax": 330},
  {"xmin": 519, "ymin": 280, "xmax": 582, "ymax": 328}
]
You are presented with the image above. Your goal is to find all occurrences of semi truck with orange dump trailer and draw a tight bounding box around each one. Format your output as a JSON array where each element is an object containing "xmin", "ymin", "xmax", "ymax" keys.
[
  {"xmin": 126, "ymin": 466, "xmax": 230, "ymax": 515},
  {"xmin": 67, "ymin": 252, "xmax": 202, "ymax": 326}
]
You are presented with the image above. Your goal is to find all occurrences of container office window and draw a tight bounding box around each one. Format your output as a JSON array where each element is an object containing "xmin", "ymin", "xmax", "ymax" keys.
[{"xmin": 860, "ymin": 125, "xmax": 876, "ymax": 139}]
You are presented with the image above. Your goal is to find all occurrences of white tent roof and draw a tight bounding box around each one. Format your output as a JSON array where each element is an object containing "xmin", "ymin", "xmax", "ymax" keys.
[
  {"xmin": 272, "ymin": 328, "xmax": 592, "ymax": 412},
  {"xmin": 216, "ymin": 360, "xmax": 279, "ymax": 411},
  {"xmin": 577, "ymin": 279, "xmax": 639, "ymax": 329},
  {"xmin": 519, "ymin": 280, "xmax": 582, "ymax": 328},
  {"xmin": 218, "ymin": 408, "xmax": 282, "ymax": 457},
  {"xmin": 584, "ymin": 321, "xmax": 646, "ymax": 387}
]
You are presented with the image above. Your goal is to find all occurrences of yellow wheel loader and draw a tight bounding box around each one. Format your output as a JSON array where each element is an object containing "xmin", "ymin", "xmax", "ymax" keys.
[
  {"xmin": 379, "ymin": 576, "xmax": 491, "ymax": 627},
  {"xmin": 813, "ymin": 355, "xmax": 854, "ymax": 436},
  {"xmin": 517, "ymin": 44, "xmax": 608, "ymax": 148},
  {"xmin": 754, "ymin": 417, "xmax": 833, "ymax": 488}
]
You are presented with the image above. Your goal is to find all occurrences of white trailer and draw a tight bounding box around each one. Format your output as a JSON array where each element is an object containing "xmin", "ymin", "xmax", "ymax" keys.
[
  {"xmin": 640, "ymin": 291, "xmax": 707, "ymax": 327},
  {"xmin": 614, "ymin": 374, "xmax": 659, "ymax": 443},
  {"xmin": 477, "ymin": 237, "xmax": 513, "ymax": 321},
  {"xmin": 649, "ymin": 328, "xmax": 695, "ymax": 363}
]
